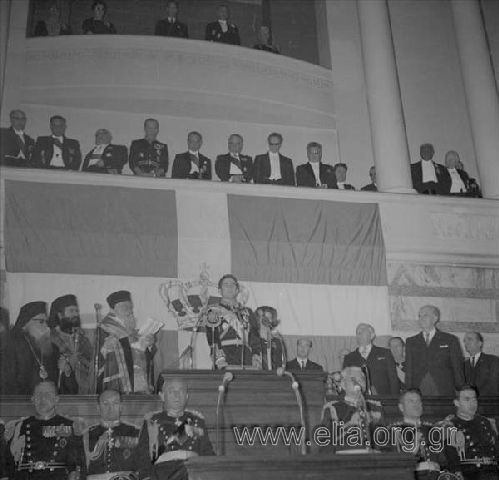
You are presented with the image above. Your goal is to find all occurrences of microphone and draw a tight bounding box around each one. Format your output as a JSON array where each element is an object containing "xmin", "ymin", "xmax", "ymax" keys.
[
  {"xmin": 216, "ymin": 371, "xmax": 233, "ymax": 456},
  {"xmin": 276, "ymin": 368, "xmax": 306, "ymax": 455}
]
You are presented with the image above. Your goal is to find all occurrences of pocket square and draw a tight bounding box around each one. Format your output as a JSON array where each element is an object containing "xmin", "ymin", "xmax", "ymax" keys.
[
  {"xmin": 439, "ymin": 345, "xmax": 449, "ymax": 348},
  {"xmin": 377, "ymin": 357, "xmax": 386, "ymax": 360}
]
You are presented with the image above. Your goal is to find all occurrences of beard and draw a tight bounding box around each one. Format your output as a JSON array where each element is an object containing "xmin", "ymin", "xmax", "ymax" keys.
[
  {"xmin": 60, "ymin": 316, "xmax": 81, "ymax": 334},
  {"xmin": 27, "ymin": 329, "xmax": 54, "ymax": 356}
]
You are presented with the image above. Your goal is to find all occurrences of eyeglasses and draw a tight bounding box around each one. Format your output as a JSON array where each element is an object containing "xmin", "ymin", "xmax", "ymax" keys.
[{"xmin": 269, "ymin": 142, "xmax": 281, "ymax": 146}]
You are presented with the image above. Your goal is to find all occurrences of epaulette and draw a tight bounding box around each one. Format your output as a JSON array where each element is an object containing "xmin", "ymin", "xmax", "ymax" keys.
[
  {"xmin": 185, "ymin": 408, "xmax": 205, "ymax": 420},
  {"xmin": 4, "ymin": 417, "xmax": 26, "ymax": 442},
  {"xmin": 144, "ymin": 409, "xmax": 162, "ymax": 422},
  {"xmin": 486, "ymin": 417, "xmax": 498, "ymax": 435}
]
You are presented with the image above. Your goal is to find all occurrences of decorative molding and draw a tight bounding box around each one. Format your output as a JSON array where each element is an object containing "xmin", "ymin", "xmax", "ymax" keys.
[{"xmin": 430, "ymin": 212, "xmax": 499, "ymax": 241}]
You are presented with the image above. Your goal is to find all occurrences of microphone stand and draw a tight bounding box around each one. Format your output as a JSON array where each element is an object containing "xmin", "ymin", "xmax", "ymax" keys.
[
  {"xmin": 93, "ymin": 303, "xmax": 102, "ymax": 394},
  {"xmin": 216, "ymin": 373, "xmax": 233, "ymax": 456}
]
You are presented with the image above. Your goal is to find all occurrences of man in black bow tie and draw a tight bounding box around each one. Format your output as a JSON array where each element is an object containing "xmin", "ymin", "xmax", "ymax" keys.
[
  {"xmin": 33, "ymin": 115, "xmax": 82, "ymax": 170},
  {"xmin": 0, "ymin": 109, "xmax": 35, "ymax": 167},
  {"xmin": 215, "ymin": 134, "xmax": 253, "ymax": 183},
  {"xmin": 172, "ymin": 131, "xmax": 212, "ymax": 180}
]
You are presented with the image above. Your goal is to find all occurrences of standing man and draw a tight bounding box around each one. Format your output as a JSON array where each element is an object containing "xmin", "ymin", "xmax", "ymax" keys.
[
  {"xmin": 286, "ymin": 338, "xmax": 323, "ymax": 372},
  {"xmin": 171, "ymin": 131, "xmax": 212, "ymax": 180},
  {"xmin": 443, "ymin": 385, "xmax": 498, "ymax": 480},
  {"xmin": 203, "ymin": 274, "xmax": 260, "ymax": 369},
  {"xmin": 253, "ymin": 132, "xmax": 295, "ymax": 186},
  {"xmin": 410, "ymin": 143, "xmax": 451, "ymax": 195},
  {"xmin": 0, "ymin": 109, "xmax": 35, "ymax": 167},
  {"xmin": 49, "ymin": 294, "xmax": 93, "ymax": 394},
  {"xmin": 405, "ymin": 305, "xmax": 464, "ymax": 396},
  {"xmin": 3, "ymin": 381, "xmax": 86, "ymax": 479},
  {"xmin": 295, "ymin": 142, "xmax": 337, "ymax": 189},
  {"xmin": 388, "ymin": 336, "xmax": 406, "ymax": 392},
  {"xmin": 215, "ymin": 133, "xmax": 253, "ymax": 183},
  {"xmin": 343, "ymin": 323, "xmax": 399, "ymax": 395},
  {"xmin": 83, "ymin": 389, "xmax": 140, "ymax": 478},
  {"xmin": 81, "ymin": 128, "xmax": 128, "ymax": 174},
  {"xmin": 33, "ymin": 115, "xmax": 82, "ymax": 170},
  {"xmin": 129, "ymin": 118, "xmax": 169, "ymax": 177},
  {"xmin": 463, "ymin": 331, "xmax": 499, "ymax": 396},
  {"xmin": 155, "ymin": 0, "xmax": 188, "ymax": 38},
  {"xmin": 135, "ymin": 377, "xmax": 214, "ymax": 480},
  {"xmin": 11, "ymin": 301, "xmax": 77, "ymax": 395},
  {"xmin": 254, "ymin": 306, "xmax": 286, "ymax": 370},
  {"xmin": 205, "ymin": 4, "xmax": 240, "ymax": 45}
]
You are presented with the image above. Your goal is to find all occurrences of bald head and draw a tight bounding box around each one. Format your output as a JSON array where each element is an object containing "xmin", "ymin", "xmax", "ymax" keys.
[{"xmin": 445, "ymin": 150, "xmax": 460, "ymax": 169}]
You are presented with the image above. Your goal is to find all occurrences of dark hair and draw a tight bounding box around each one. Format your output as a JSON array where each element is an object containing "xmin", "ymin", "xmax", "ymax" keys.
[
  {"xmin": 218, "ymin": 274, "xmax": 239, "ymax": 290},
  {"xmin": 389, "ymin": 336, "xmax": 405, "ymax": 347},
  {"xmin": 267, "ymin": 132, "xmax": 283, "ymax": 144},
  {"xmin": 166, "ymin": 0, "xmax": 179, "ymax": 7},
  {"xmin": 144, "ymin": 118, "xmax": 159, "ymax": 127},
  {"xmin": 455, "ymin": 384, "xmax": 479, "ymax": 400},
  {"xmin": 334, "ymin": 163, "xmax": 348, "ymax": 172},
  {"xmin": 92, "ymin": 1, "xmax": 107, "ymax": 13},
  {"xmin": 297, "ymin": 338, "xmax": 312, "ymax": 348},
  {"xmin": 306, "ymin": 142, "xmax": 322, "ymax": 151},
  {"xmin": 188, "ymin": 131, "xmax": 202, "ymax": 141},
  {"xmin": 467, "ymin": 331, "xmax": 484, "ymax": 344},
  {"xmin": 50, "ymin": 115, "xmax": 66, "ymax": 124},
  {"xmin": 399, "ymin": 387, "xmax": 422, "ymax": 403}
]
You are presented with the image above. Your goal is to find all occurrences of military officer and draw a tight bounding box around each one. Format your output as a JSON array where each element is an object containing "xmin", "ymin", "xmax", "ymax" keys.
[
  {"xmin": 442, "ymin": 385, "xmax": 498, "ymax": 480},
  {"xmin": 3, "ymin": 381, "xmax": 86, "ymax": 479},
  {"xmin": 83, "ymin": 389, "xmax": 140, "ymax": 479},
  {"xmin": 129, "ymin": 119, "xmax": 169, "ymax": 177},
  {"xmin": 387, "ymin": 388, "xmax": 461, "ymax": 479},
  {"xmin": 135, "ymin": 377, "xmax": 214, "ymax": 480}
]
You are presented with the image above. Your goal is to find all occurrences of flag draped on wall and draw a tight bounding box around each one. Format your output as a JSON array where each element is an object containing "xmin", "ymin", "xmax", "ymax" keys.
[{"xmin": 4, "ymin": 179, "xmax": 390, "ymax": 371}]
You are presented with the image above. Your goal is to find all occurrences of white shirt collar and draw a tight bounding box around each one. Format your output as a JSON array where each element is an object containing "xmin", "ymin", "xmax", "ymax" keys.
[
  {"xmin": 218, "ymin": 19, "xmax": 227, "ymax": 24},
  {"xmin": 52, "ymin": 134, "xmax": 64, "ymax": 141},
  {"xmin": 423, "ymin": 328, "xmax": 436, "ymax": 343},
  {"xmin": 14, "ymin": 129, "xmax": 25, "ymax": 136},
  {"xmin": 189, "ymin": 150, "xmax": 199, "ymax": 158}
]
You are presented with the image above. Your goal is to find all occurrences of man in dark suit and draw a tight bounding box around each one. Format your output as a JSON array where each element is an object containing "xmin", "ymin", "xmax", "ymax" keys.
[
  {"xmin": 81, "ymin": 128, "xmax": 127, "ymax": 173},
  {"xmin": 388, "ymin": 336, "xmax": 406, "ymax": 392},
  {"xmin": 171, "ymin": 131, "xmax": 212, "ymax": 180},
  {"xmin": 286, "ymin": 338, "xmax": 323, "ymax": 371},
  {"xmin": 155, "ymin": 0, "xmax": 188, "ymax": 38},
  {"xmin": 253, "ymin": 132, "xmax": 295, "ymax": 186},
  {"xmin": 296, "ymin": 142, "xmax": 337, "ymax": 188},
  {"xmin": 343, "ymin": 323, "xmax": 399, "ymax": 395},
  {"xmin": 205, "ymin": 4, "xmax": 240, "ymax": 45},
  {"xmin": 0, "ymin": 109, "xmax": 35, "ymax": 167},
  {"xmin": 410, "ymin": 143, "xmax": 451, "ymax": 195},
  {"xmin": 463, "ymin": 331, "xmax": 499, "ymax": 396},
  {"xmin": 32, "ymin": 115, "xmax": 82, "ymax": 170},
  {"xmin": 405, "ymin": 305, "xmax": 464, "ymax": 396},
  {"xmin": 361, "ymin": 166, "xmax": 378, "ymax": 191},
  {"xmin": 333, "ymin": 163, "xmax": 355, "ymax": 190},
  {"xmin": 215, "ymin": 133, "xmax": 253, "ymax": 183},
  {"xmin": 129, "ymin": 118, "xmax": 169, "ymax": 177}
]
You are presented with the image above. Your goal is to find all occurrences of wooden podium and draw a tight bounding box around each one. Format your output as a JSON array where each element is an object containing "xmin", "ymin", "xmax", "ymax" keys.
[{"xmin": 183, "ymin": 453, "xmax": 416, "ymax": 480}]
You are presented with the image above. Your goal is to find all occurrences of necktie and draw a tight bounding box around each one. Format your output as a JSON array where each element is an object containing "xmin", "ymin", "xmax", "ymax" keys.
[
  {"xmin": 424, "ymin": 332, "xmax": 430, "ymax": 346},
  {"xmin": 470, "ymin": 357, "xmax": 475, "ymax": 368},
  {"xmin": 300, "ymin": 360, "xmax": 305, "ymax": 370}
]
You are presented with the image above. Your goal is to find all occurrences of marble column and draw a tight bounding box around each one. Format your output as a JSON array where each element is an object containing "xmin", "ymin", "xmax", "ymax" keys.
[
  {"xmin": 357, "ymin": 0, "xmax": 414, "ymax": 194},
  {"xmin": 451, "ymin": 0, "xmax": 499, "ymax": 200},
  {"xmin": 0, "ymin": 0, "xmax": 12, "ymax": 101}
]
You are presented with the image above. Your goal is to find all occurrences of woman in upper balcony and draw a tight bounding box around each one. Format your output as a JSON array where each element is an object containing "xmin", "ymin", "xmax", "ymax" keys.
[
  {"xmin": 82, "ymin": 0, "xmax": 117, "ymax": 35},
  {"xmin": 33, "ymin": 3, "xmax": 71, "ymax": 37}
]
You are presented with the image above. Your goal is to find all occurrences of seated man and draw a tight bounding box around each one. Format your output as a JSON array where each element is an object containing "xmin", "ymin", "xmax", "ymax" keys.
[
  {"xmin": 253, "ymin": 132, "xmax": 295, "ymax": 186},
  {"xmin": 253, "ymin": 25, "xmax": 280, "ymax": 54},
  {"xmin": 410, "ymin": 143, "xmax": 451, "ymax": 195},
  {"xmin": 333, "ymin": 163, "xmax": 355, "ymax": 190},
  {"xmin": 318, "ymin": 366, "xmax": 382, "ymax": 453},
  {"xmin": 215, "ymin": 133, "xmax": 253, "ymax": 183},
  {"xmin": 171, "ymin": 131, "xmax": 212, "ymax": 180},
  {"xmin": 3, "ymin": 381, "xmax": 86, "ymax": 479},
  {"xmin": 83, "ymin": 389, "xmax": 140, "ymax": 479},
  {"xmin": 11, "ymin": 301, "xmax": 77, "ymax": 395},
  {"xmin": 296, "ymin": 142, "xmax": 337, "ymax": 189},
  {"xmin": 135, "ymin": 377, "xmax": 214, "ymax": 480},
  {"xmin": 254, "ymin": 306, "xmax": 286, "ymax": 371},
  {"xmin": 203, "ymin": 274, "xmax": 260, "ymax": 369},
  {"xmin": 387, "ymin": 389, "xmax": 460, "ymax": 479},
  {"xmin": 49, "ymin": 294, "xmax": 93, "ymax": 394},
  {"xmin": 205, "ymin": 4, "xmax": 240, "ymax": 45},
  {"xmin": 0, "ymin": 109, "xmax": 35, "ymax": 167},
  {"xmin": 129, "ymin": 118, "xmax": 169, "ymax": 177},
  {"xmin": 155, "ymin": 0, "xmax": 188, "ymax": 38},
  {"xmin": 286, "ymin": 338, "xmax": 323, "ymax": 371},
  {"xmin": 441, "ymin": 385, "xmax": 498, "ymax": 480},
  {"xmin": 82, "ymin": 128, "xmax": 128, "ymax": 174},
  {"xmin": 455, "ymin": 158, "xmax": 482, "ymax": 198},
  {"xmin": 32, "ymin": 115, "xmax": 82, "ymax": 170},
  {"xmin": 361, "ymin": 166, "xmax": 377, "ymax": 191},
  {"xmin": 343, "ymin": 323, "xmax": 399, "ymax": 395}
]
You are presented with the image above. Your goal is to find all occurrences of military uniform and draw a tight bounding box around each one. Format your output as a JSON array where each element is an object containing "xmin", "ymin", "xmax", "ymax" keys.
[
  {"xmin": 318, "ymin": 397, "xmax": 383, "ymax": 453},
  {"xmin": 129, "ymin": 139, "xmax": 169, "ymax": 176},
  {"xmin": 445, "ymin": 414, "xmax": 498, "ymax": 480},
  {"xmin": 135, "ymin": 409, "xmax": 214, "ymax": 480},
  {"xmin": 386, "ymin": 420, "xmax": 460, "ymax": 479},
  {"xmin": 3, "ymin": 414, "xmax": 86, "ymax": 479},
  {"xmin": 83, "ymin": 421, "xmax": 140, "ymax": 479}
]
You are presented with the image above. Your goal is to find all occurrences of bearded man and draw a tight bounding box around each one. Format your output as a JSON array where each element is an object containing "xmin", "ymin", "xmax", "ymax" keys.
[
  {"xmin": 49, "ymin": 294, "xmax": 93, "ymax": 394},
  {"xmin": 11, "ymin": 301, "xmax": 78, "ymax": 395}
]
